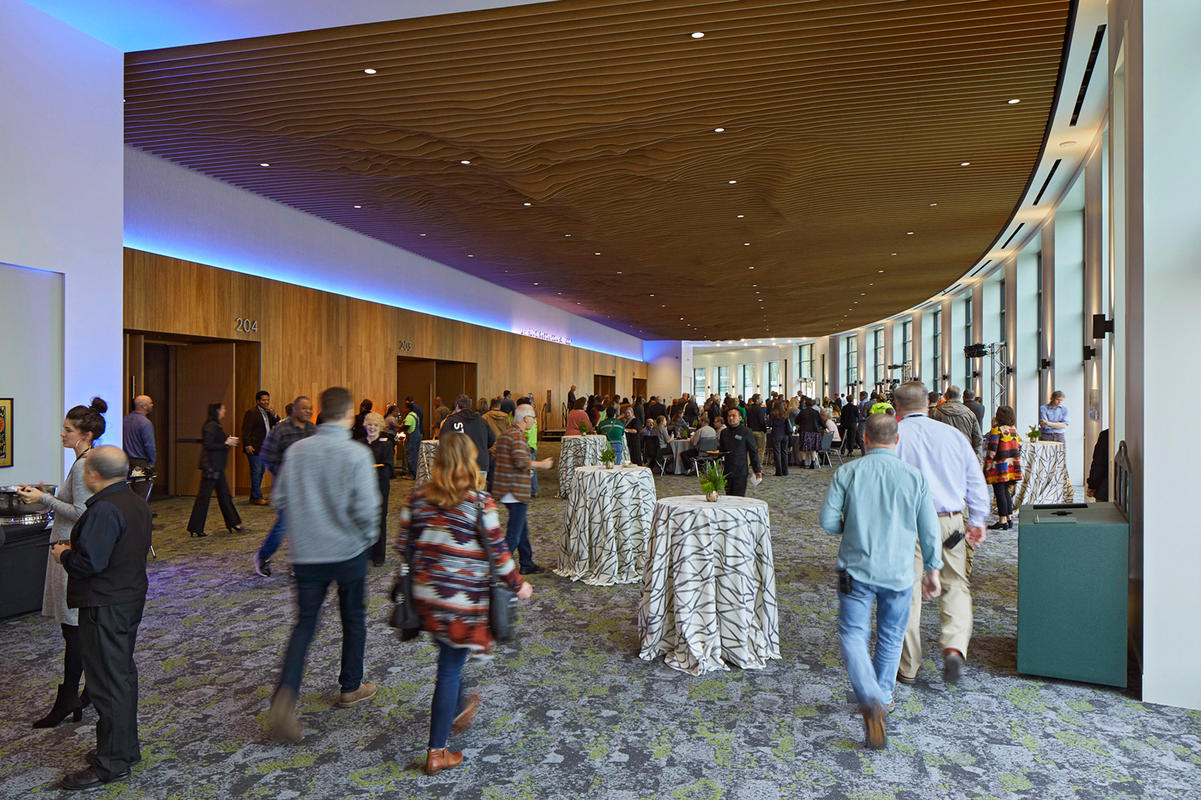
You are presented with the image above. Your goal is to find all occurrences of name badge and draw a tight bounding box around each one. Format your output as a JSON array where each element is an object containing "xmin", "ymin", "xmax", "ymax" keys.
[{"xmin": 734, "ymin": 434, "xmax": 743, "ymax": 441}]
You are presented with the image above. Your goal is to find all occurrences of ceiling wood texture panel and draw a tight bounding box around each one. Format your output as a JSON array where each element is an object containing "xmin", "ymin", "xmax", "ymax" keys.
[{"xmin": 124, "ymin": 0, "xmax": 1073, "ymax": 341}]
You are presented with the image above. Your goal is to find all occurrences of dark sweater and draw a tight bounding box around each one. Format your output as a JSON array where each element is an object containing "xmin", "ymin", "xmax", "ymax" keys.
[
  {"xmin": 439, "ymin": 410, "xmax": 496, "ymax": 470},
  {"xmin": 720, "ymin": 424, "xmax": 762, "ymax": 477},
  {"xmin": 63, "ymin": 483, "xmax": 151, "ymax": 609}
]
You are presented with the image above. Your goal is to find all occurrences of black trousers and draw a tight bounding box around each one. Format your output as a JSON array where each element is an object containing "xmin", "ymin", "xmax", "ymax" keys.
[
  {"xmin": 840, "ymin": 424, "xmax": 856, "ymax": 454},
  {"xmin": 79, "ymin": 601, "xmax": 144, "ymax": 779},
  {"xmin": 726, "ymin": 473, "xmax": 748, "ymax": 497},
  {"xmin": 771, "ymin": 437, "xmax": 790, "ymax": 476},
  {"xmin": 993, "ymin": 481, "xmax": 1014, "ymax": 517},
  {"xmin": 373, "ymin": 469, "xmax": 391, "ymax": 564},
  {"xmin": 187, "ymin": 471, "xmax": 241, "ymax": 533}
]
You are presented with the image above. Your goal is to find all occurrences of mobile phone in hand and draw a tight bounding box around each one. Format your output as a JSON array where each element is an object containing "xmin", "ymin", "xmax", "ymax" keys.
[{"xmin": 944, "ymin": 530, "xmax": 965, "ymax": 549}]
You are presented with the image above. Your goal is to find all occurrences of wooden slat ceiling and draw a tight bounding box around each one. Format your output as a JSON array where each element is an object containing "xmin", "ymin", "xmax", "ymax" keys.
[{"xmin": 124, "ymin": 0, "xmax": 1072, "ymax": 341}]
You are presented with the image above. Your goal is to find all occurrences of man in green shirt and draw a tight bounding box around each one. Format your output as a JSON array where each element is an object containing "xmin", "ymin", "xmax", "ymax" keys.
[
  {"xmin": 402, "ymin": 401, "xmax": 421, "ymax": 478},
  {"xmin": 596, "ymin": 406, "xmax": 627, "ymax": 463}
]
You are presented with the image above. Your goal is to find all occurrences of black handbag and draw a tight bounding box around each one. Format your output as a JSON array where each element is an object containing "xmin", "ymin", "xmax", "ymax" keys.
[
  {"xmin": 474, "ymin": 500, "xmax": 518, "ymax": 643},
  {"xmin": 388, "ymin": 537, "xmax": 421, "ymax": 641}
]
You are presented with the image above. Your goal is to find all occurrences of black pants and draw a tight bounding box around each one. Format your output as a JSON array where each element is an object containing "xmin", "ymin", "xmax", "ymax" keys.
[
  {"xmin": 840, "ymin": 425, "xmax": 856, "ymax": 454},
  {"xmin": 726, "ymin": 473, "xmax": 748, "ymax": 497},
  {"xmin": 373, "ymin": 469, "xmax": 390, "ymax": 564},
  {"xmin": 993, "ymin": 481, "xmax": 1014, "ymax": 517},
  {"xmin": 771, "ymin": 437, "xmax": 790, "ymax": 476},
  {"xmin": 61, "ymin": 623, "xmax": 84, "ymax": 693},
  {"xmin": 79, "ymin": 601, "xmax": 144, "ymax": 779},
  {"xmin": 187, "ymin": 471, "xmax": 241, "ymax": 533}
]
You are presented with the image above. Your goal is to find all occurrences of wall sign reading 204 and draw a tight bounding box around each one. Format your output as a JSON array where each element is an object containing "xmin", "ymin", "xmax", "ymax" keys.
[
  {"xmin": 234, "ymin": 317, "xmax": 259, "ymax": 333},
  {"xmin": 398, "ymin": 340, "xmax": 414, "ymax": 352}
]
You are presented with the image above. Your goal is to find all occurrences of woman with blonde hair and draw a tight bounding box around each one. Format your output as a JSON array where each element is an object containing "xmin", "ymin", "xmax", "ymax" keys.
[
  {"xmin": 357, "ymin": 411, "xmax": 395, "ymax": 566},
  {"xmin": 399, "ymin": 432, "xmax": 532, "ymax": 775}
]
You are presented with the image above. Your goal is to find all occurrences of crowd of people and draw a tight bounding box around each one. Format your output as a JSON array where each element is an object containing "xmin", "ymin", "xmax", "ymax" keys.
[{"xmin": 14, "ymin": 372, "xmax": 1091, "ymax": 787}]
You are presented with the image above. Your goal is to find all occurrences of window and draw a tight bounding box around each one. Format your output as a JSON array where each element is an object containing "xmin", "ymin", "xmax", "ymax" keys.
[
  {"xmin": 768, "ymin": 361, "xmax": 781, "ymax": 395},
  {"xmin": 845, "ymin": 335, "xmax": 858, "ymax": 390},
  {"xmin": 931, "ymin": 309, "xmax": 942, "ymax": 391},
  {"xmin": 740, "ymin": 364, "xmax": 754, "ymax": 400},
  {"xmin": 999, "ymin": 278, "xmax": 1006, "ymax": 343},
  {"xmin": 798, "ymin": 344, "xmax": 814, "ymax": 379},
  {"xmin": 1036, "ymin": 253, "xmax": 1044, "ymax": 369},
  {"xmin": 716, "ymin": 365, "xmax": 730, "ymax": 397},
  {"xmin": 963, "ymin": 292, "xmax": 973, "ymax": 389},
  {"xmin": 901, "ymin": 320, "xmax": 913, "ymax": 375},
  {"xmin": 692, "ymin": 367, "xmax": 706, "ymax": 397},
  {"xmin": 872, "ymin": 328, "xmax": 885, "ymax": 388}
]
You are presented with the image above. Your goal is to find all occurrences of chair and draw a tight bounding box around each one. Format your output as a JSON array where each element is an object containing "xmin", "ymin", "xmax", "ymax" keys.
[
  {"xmin": 691, "ymin": 437, "xmax": 720, "ymax": 476},
  {"xmin": 817, "ymin": 431, "xmax": 841, "ymax": 468},
  {"xmin": 652, "ymin": 441, "xmax": 673, "ymax": 475}
]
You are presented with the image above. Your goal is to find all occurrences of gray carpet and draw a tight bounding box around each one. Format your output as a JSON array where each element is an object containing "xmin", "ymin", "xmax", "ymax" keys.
[{"xmin": 2, "ymin": 443, "xmax": 1199, "ymax": 799}]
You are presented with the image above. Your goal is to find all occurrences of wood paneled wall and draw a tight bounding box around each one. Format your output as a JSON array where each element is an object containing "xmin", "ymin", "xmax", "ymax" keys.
[{"xmin": 124, "ymin": 249, "xmax": 646, "ymax": 427}]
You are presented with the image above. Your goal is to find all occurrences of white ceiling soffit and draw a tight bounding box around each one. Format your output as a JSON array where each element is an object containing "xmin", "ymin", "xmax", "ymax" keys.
[{"xmin": 22, "ymin": 0, "xmax": 551, "ymax": 51}]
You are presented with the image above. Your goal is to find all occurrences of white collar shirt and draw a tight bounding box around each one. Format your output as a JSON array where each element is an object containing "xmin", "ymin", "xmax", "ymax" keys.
[{"xmin": 896, "ymin": 413, "xmax": 990, "ymax": 525}]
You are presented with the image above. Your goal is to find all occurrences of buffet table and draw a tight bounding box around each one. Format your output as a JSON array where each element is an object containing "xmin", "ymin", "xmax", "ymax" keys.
[
  {"xmin": 638, "ymin": 495, "xmax": 780, "ymax": 674},
  {"xmin": 556, "ymin": 435, "xmax": 608, "ymax": 498},
  {"xmin": 556, "ymin": 465, "xmax": 656, "ymax": 585},
  {"xmin": 1013, "ymin": 440, "xmax": 1074, "ymax": 507}
]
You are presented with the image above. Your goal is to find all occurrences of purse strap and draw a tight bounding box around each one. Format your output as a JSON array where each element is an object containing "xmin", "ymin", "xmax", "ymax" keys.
[{"xmin": 472, "ymin": 495, "xmax": 500, "ymax": 584}]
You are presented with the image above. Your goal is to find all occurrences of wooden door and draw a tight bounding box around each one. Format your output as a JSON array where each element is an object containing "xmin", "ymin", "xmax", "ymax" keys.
[
  {"xmin": 632, "ymin": 377, "xmax": 648, "ymax": 401},
  {"xmin": 593, "ymin": 374, "xmax": 616, "ymax": 401},
  {"xmin": 397, "ymin": 358, "xmax": 436, "ymax": 438},
  {"xmin": 172, "ymin": 342, "xmax": 235, "ymax": 496}
]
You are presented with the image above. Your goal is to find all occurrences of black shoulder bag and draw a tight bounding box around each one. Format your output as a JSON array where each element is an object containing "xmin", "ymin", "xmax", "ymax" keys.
[
  {"xmin": 474, "ymin": 499, "xmax": 518, "ymax": 643},
  {"xmin": 388, "ymin": 533, "xmax": 421, "ymax": 641}
]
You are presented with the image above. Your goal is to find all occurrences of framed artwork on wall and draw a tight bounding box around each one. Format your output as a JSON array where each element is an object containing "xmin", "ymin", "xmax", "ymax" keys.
[{"xmin": 0, "ymin": 398, "xmax": 11, "ymax": 468}]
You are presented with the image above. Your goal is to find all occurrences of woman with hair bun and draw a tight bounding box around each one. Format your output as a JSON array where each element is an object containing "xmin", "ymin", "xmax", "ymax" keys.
[
  {"xmin": 16, "ymin": 396, "xmax": 107, "ymax": 727},
  {"xmin": 186, "ymin": 402, "xmax": 242, "ymax": 537}
]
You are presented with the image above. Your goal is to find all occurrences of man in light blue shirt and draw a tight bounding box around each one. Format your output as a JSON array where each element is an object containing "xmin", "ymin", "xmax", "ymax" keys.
[
  {"xmin": 1039, "ymin": 390, "xmax": 1069, "ymax": 443},
  {"xmin": 893, "ymin": 381, "xmax": 990, "ymax": 686},
  {"xmin": 821, "ymin": 413, "xmax": 942, "ymax": 749}
]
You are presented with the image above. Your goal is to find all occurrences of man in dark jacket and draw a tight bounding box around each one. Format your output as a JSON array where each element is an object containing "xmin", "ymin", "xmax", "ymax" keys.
[
  {"xmin": 241, "ymin": 390, "xmax": 279, "ymax": 505},
  {"xmin": 646, "ymin": 396, "xmax": 667, "ymax": 422},
  {"xmin": 683, "ymin": 394, "xmax": 700, "ymax": 425},
  {"xmin": 745, "ymin": 395, "xmax": 768, "ymax": 467},
  {"xmin": 51, "ymin": 447, "xmax": 151, "ymax": 791},
  {"xmin": 840, "ymin": 400, "xmax": 860, "ymax": 456},
  {"xmin": 719, "ymin": 408, "xmax": 763, "ymax": 497},
  {"xmin": 440, "ymin": 393, "xmax": 496, "ymax": 476}
]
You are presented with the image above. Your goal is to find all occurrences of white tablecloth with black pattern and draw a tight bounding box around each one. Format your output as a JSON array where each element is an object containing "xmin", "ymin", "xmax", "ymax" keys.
[
  {"xmin": 416, "ymin": 439, "xmax": 438, "ymax": 485},
  {"xmin": 557, "ymin": 435, "xmax": 608, "ymax": 498},
  {"xmin": 638, "ymin": 495, "xmax": 780, "ymax": 674},
  {"xmin": 1013, "ymin": 440, "xmax": 1074, "ymax": 508},
  {"xmin": 556, "ymin": 465, "xmax": 656, "ymax": 586}
]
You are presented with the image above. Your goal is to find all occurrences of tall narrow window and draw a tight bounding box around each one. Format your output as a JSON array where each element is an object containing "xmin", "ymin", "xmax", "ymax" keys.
[
  {"xmin": 872, "ymin": 328, "xmax": 885, "ymax": 388},
  {"xmin": 845, "ymin": 335, "xmax": 858, "ymax": 390},
  {"xmin": 692, "ymin": 367, "xmax": 706, "ymax": 396},
  {"xmin": 716, "ymin": 365, "xmax": 730, "ymax": 397},
  {"xmin": 963, "ymin": 292, "xmax": 973, "ymax": 390},
  {"xmin": 901, "ymin": 320, "xmax": 913, "ymax": 376},
  {"xmin": 740, "ymin": 364, "xmax": 754, "ymax": 400},
  {"xmin": 768, "ymin": 361, "xmax": 781, "ymax": 395},
  {"xmin": 931, "ymin": 309, "xmax": 942, "ymax": 392},
  {"xmin": 999, "ymin": 278, "xmax": 1007, "ymax": 343}
]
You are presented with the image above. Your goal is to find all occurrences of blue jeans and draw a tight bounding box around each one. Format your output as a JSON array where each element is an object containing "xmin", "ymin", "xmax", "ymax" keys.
[
  {"xmin": 258, "ymin": 509, "xmax": 286, "ymax": 562},
  {"xmin": 246, "ymin": 452, "xmax": 266, "ymax": 500},
  {"xmin": 277, "ymin": 549, "xmax": 369, "ymax": 695},
  {"xmin": 837, "ymin": 577, "xmax": 911, "ymax": 708},
  {"xmin": 529, "ymin": 445, "xmax": 538, "ymax": 496},
  {"xmin": 503, "ymin": 501, "xmax": 533, "ymax": 569},
  {"xmin": 407, "ymin": 435, "xmax": 421, "ymax": 478},
  {"xmin": 429, "ymin": 641, "xmax": 470, "ymax": 749},
  {"xmin": 611, "ymin": 439, "xmax": 624, "ymax": 464}
]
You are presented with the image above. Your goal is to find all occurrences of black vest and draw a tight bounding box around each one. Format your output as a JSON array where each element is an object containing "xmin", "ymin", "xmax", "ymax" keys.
[{"xmin": 67, "ymin": 484, "xmax": 152, "ymax": 609}]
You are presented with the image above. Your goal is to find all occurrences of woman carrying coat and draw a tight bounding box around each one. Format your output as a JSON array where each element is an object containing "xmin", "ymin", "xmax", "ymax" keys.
[
  {"xmin": 15, "ymin": 397, "xmax": 107, "ymax": 727},
  {"xmin": 400, "ymin": 432, "xmax": 532, "ymax": 775},
  {"xmin": 186, "ymin": 402, "xmax": 243, "ymax": 536}
]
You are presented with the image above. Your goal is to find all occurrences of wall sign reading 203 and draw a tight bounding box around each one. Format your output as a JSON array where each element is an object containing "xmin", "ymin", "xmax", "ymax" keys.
[{"xmin": 235, "ymin": 317, "xmax": 259, "ymax": 333}]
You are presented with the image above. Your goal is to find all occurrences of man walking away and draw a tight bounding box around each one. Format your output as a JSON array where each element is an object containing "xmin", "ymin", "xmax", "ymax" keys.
[
  {"xmin": 930, "ymin": 386, "xmax": 983, "ymax": 459},
  {"xmin": 51, "ymin": 447, "xmax": 151, "ymax": 790},
  {"xmin": 267, "ymin": 387, "xmax": 380, "ymax": 742},
  {"xmin": 893, "ymin": 381, "xmax": 990, "ymax": 686},
  {"xmin": 596, "ymin": 406, "xmax": 627, "ymax": 463},
  {"xmin": 820, "ymin": 416, "xmax": 941, "ymax": 749},
  {"xmin": 839, "ymin": 397, "xmax": 859, "ymax": 456},
  {"xmin": 492, "ymin": 404, "xmax": 553, "ymax": 573},
  {"xmin": 241, "ymin": 390, "xmax": 279, "ymax": 505},
  {"xmin": 499, "ymin": 390, "xmax": 516, "ymax": 416},
  {"xmin": 254, "ymin": 396, "xmax": 315, "ymax": 578},
  {"xmin": 439, "ymin": 394, "xmax": 495, "ymax": 487}
]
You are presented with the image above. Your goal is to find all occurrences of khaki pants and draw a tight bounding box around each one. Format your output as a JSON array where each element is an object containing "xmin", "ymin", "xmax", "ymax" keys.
[
  {"xmin": 899, "ymin": 512, "xmax": 973, "ymax": 678},
  {"xmin": 752, "ymin": 431, "xmax": 767, "ymax": 466}
]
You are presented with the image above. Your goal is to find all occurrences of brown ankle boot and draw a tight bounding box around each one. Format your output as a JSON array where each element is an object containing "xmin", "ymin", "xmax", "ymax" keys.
[{"xmin": 425, "ymin": 747, "xmax": 463, "ymax": 775}]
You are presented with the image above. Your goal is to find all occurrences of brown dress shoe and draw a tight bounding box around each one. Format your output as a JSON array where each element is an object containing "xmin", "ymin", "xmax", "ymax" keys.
[
  {"xmin": 451, "ymin": 692, "xmax": 480, "ymax": 734},
  {"xmin": 425, "ymin": 747, "xmax": 463, "ymax": 775},
  {"xmin": 267, "ymin": 688, "xmax": 304, "ymax": 743},
  {"xmin": 337, "ymin": 682, "xmax": 378, "ymax": 707},
  {"xmin": 861, "ymin": 702, "xmax": 887, "ymax": 750}
]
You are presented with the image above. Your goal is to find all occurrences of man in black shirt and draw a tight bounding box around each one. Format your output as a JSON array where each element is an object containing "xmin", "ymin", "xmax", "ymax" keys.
[
  {"xmin": 440, "ymin": 394, "xmax": 497, "ymax": 477},
  {"xmin": 646, "ymin": 396, "xmax": 667, "ymax": 423},
  {"xmin": 745, "ymin": 394, "xmax": 768, "ymax": 468},
  {"xmin": 499, "ymin": 390, "xmax": 516, "ymax": 415},
  {"xmin": 683, "ymin": 394, "xmax": 700, "ymax": 425},
  {"xmin": 51, "ymin": 447, "xmax": 151, "ymax": 791},
  {"xmin": 839, "ymin": 400, "xmax": 860, "ymax": 456},
  {"xmin": 719, "ymin": 408, "xmax": 763, "ymax": 497}
]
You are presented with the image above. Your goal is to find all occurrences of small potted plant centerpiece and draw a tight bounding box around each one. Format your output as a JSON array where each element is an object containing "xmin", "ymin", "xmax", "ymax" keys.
[
  {"xmin": 699, "ymin": 461, "xmax": 726, "ymax": 502},
  {"xmin": 1026, "ymin": 424, "xmax": 1041, "ymax": 442},
  {"xmin": 578, "ymin": 421, "xmax": 592, "ymax": 435},
  {"xmin": 600, "ymin": 445, "xmax": 617, "ymax": 469}
]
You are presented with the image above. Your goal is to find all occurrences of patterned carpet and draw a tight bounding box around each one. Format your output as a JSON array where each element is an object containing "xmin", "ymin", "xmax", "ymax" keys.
[{"xmin": 2, "ymin": 443, "xmax": 1199, "ymax": 799}]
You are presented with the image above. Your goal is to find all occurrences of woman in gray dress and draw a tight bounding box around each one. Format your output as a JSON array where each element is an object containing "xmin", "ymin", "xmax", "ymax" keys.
[{"xmin": 15, "ymin": 397, "xmax": 107, "ymax": 727}]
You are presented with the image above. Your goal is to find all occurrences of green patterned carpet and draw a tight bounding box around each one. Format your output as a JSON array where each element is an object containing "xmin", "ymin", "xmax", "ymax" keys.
[{"xmin": 2, "ymin": 443, "xmax": 1199, "ymax": 799}]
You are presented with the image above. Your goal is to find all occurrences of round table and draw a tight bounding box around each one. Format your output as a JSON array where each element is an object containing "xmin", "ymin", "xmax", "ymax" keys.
[
  {"xmin": 557, "ymin": 435, "xmax": 608, "ymax": 498},
  {"xmin": 556, "ymin": 465, "xmax": 656, "ymax": 585},
  {"xmin": 669, "ymin": 439, "xmax": 693, "ymax": 474},
  {"xmin": 638, "ymin": 495, "xmax": 780, "ymax": 675},
  {"xmin": 415, "ymin": 439, "xmax": 439, "ymax": 485},
  {"xmin": 1013, "ymin": 440, "xmax": 1074, "ymax": 507}
]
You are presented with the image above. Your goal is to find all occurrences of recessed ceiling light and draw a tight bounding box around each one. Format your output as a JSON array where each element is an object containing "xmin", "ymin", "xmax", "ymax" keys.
[
  {"xmin": 713, "ymin": 127, "xmax": 725, "ymax": 133},
  {"xmin": 907, "ymin": 231, "xmax": 914, "ymax": 235},
  {"xmin": 891, "ymin": 252, "xmax": 897, "ymax": 256},
  {"xmin": 736, "ymin": 214, "xmax": 745, "ymax": 219},
  {"xmin": 577, "ymin": 302, "xmax": 581, "ymax": 305},
  {"xmin": 860, "ymin": 292, "xmax": 866, "ymax": 296},
  {"xmin": 649, "ymin": 293, "xmax": 655, "ymax": 297},
  {"xmin": 594, "ymin": 252, "xmax": 602, "ymax": 256},
  {"xmin": 564, "ymin": 233, "xmax": 572, "ymax": 237},
  {"xmin": 363, "ymin": 68, "xmax": 378, "ymax": 75},
  {"xmin": 878, "ymin": 269, "xmax": 884, "ymax": 273},
  {"xmin": 929, "ymin": 202, "xmax": 938, "ymax": 207},
  {"xmin": 523, "ymin": 201, "xmax": 532, "ymax": 207},
  {"xmin": 960, "ymin": 161, "xmax": 971, "ymax": 167},
  {"xmin": 1007, "ymin": 98, "xmax": 1021, "ymax": 104},
  {"xmin": 616, "ymin": 270, "xmax": 622, "ymax": 274},
  {"xmin": 557, "ymin": 291, "xmax": 562, "ymax": 295},
  {"xmin": 533, "ymin": 282, "xmax": 539, "ymax": 285},
  {"xmin": 680, "ymin": 317, "xmax": 685, "ymax": 320},
  {"xmin": 728, "ymin": 180, "xmax": 738, "ymax": 184},
  {"xmin": 1060, "ymin": 140, "xmax": 1077, "ymax": 148},
  {"xmin": 661, "ymin": 304, "xmax": 666, "ymax": 307},
  {"xmin": 691, "ymin": 31, "xmax": 705, "ymax": 39},
  {"xmin": 259, "ymin": 162, "xmax": 270, "ymax": 167},
  {"xmin": 419, "ymin": 233, "xmax": 427, "ymax": 237},
  {"xmin": 467, "ymin": 254, "xmax": 474, "ymax": 258},
  {"xmin": 743, "ymin": 242, "xmax": 750, "ymax": 246},
  {"xmin": 748, "ymin": 266, "xmax": 755, "ymax": 270},
  {"xmin": 460, "ymin": 159, "xmax": 471, "ymax": 165},
  {"xmin": 353, "ymin": 205, "xmax": 362, "ymax": 209}
]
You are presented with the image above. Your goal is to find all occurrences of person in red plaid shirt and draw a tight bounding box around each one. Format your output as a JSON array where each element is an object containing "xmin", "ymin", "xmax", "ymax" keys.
[{"xmin": 491, "ymin": 404, "xmax": 553, "ymax": 573}]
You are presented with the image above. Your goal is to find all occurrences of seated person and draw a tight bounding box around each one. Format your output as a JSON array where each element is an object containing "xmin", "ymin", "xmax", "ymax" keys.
[
  {"xmin": 669, "ymin": 412, "xmax": 690, "ymax": 439},
  {"xmin": 681, "ymin": 413, "xmax": 717, "ymax": 468}
]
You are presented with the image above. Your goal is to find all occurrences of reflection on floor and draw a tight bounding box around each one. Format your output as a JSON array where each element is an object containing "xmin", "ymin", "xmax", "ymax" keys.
[{"xmin": 2, "ymin": 443, "xmax": 1197, "ymax": 799}]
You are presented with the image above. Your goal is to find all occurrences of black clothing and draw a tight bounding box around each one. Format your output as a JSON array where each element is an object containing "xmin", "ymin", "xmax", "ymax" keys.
[
  {"xmin": 840, "ymin": 402, "xmax": 859, "ymax": 428},
  {"xmin": 796, "ymin": 408, "xmax": 823, "ymax": 434},
  {"xmin": 439, "ymin": 410, "xmax": 496, "ymax": 470},
  {"xmin": 63, "ymin": 483, "xmax": 152, "ymax": 610},
  {"xmin": 993, "ymin": 482, "xmax": 1014, "ymax": 518},
  {"xmin": 633, "ymin": 402, "xmax": 645, "ymax": 427},
  {"xmin": 1087, "ymin": 429, "xmax": 1110, "ymax": 502},
  {"xmin": 768, "ymin": 415, "xmax": 793, "ymax": 440},
  {"xmin": 839, "ymin": 403, "xmax": 859, "ymax": 454},
  {"xmin": 683, "ymin": 400, "xmax": 700, "ymax": 424},
  {"xmin": 567, "ymin": 390, "xmax": 576, "ymax": 411},
  {"xmin": 187, "ymin": 474, "xmax": 241, "ymax": 534},
  {"xmin": 719, "ymin": 424, "xmax": 761, "ymax": 479},
  {"xmin": 745, "ymin": 403, "xmax": 767, "ymax": 433},
  {"xmin": 726, "ymin": 473, "xmax": 748, "ymax": 497},
  {"xmin": 198, "ymin": 419, "xmax": 231, "ymax": 474},
  {"xmin": 499, "ymin": 397, "xmax": 516, "ymax": 415},
  {"xmin": 965, "ymin": 399, "xmax": 986, "ymax": 431},
  {"xmin": 79, "ymin": 601, "xmax": 144, "ymax": 779},
  {"xmin": 240, "ymin": 406, "xmax": 279, "ymax": 452},
  {"xmin": 704, "ymin": 399, "xmax": 721, "ymax": 426},
  {"xmin": 366, "ymin": 434, "xmax": 395, "ymax": 563}
]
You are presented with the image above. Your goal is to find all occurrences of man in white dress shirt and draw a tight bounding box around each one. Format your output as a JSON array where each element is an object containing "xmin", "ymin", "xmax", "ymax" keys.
[{"xmin": 893, "ymin": 381, "xmax": 990, "ymax": 685}]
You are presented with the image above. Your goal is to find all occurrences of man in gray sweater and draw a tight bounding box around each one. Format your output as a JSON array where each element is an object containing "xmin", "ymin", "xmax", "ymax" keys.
[{"xmin": 267, "ymin": 386, "xmax": 381, "ymax": 742}]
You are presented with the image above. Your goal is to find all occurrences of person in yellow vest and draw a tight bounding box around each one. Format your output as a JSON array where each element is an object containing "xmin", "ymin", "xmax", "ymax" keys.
[{"xmin": 869, "ymin": 397, "xmax": 895, "ymax": 416}]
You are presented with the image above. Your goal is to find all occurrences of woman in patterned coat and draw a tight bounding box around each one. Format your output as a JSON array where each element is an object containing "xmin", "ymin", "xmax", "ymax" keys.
[
  {"xmin": 400, "ymin": 432, "xmax": 532, "ymax": 775},
  {"xmin": 983, "ymin": 405, "xmax": 1022, "ymax": 530}
]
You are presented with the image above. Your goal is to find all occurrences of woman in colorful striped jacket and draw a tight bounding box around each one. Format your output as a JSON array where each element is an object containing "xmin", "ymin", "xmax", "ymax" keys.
[
  {"xmin": 399, "ymin": 432, "xmax": 532, "ymax": 776},
  {"xmin": 983, "ymin": 405, "xmax": 1023, "ymax": 531}
]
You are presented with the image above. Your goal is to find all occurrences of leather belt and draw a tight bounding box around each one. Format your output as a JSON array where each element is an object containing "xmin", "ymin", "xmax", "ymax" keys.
[{"xmin": 936, "ymin": 510, "xmax": 962, "ymax": 518}]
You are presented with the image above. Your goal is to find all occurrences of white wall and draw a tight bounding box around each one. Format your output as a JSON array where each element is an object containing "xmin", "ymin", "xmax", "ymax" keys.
[
  {"xmin": 123, "ymin": 148, "xmax": 643, "ymax": 362},
  {"xmin": 0, "ymin": 0, "xmax": 124, "ymax": 472},
  {"xmin": 644, "ymin": 341, "xmax": 684, "ymax": 401},
  {"xmin": 0, "ymin": 264, "xmax": 64, "ymax": 484}
]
